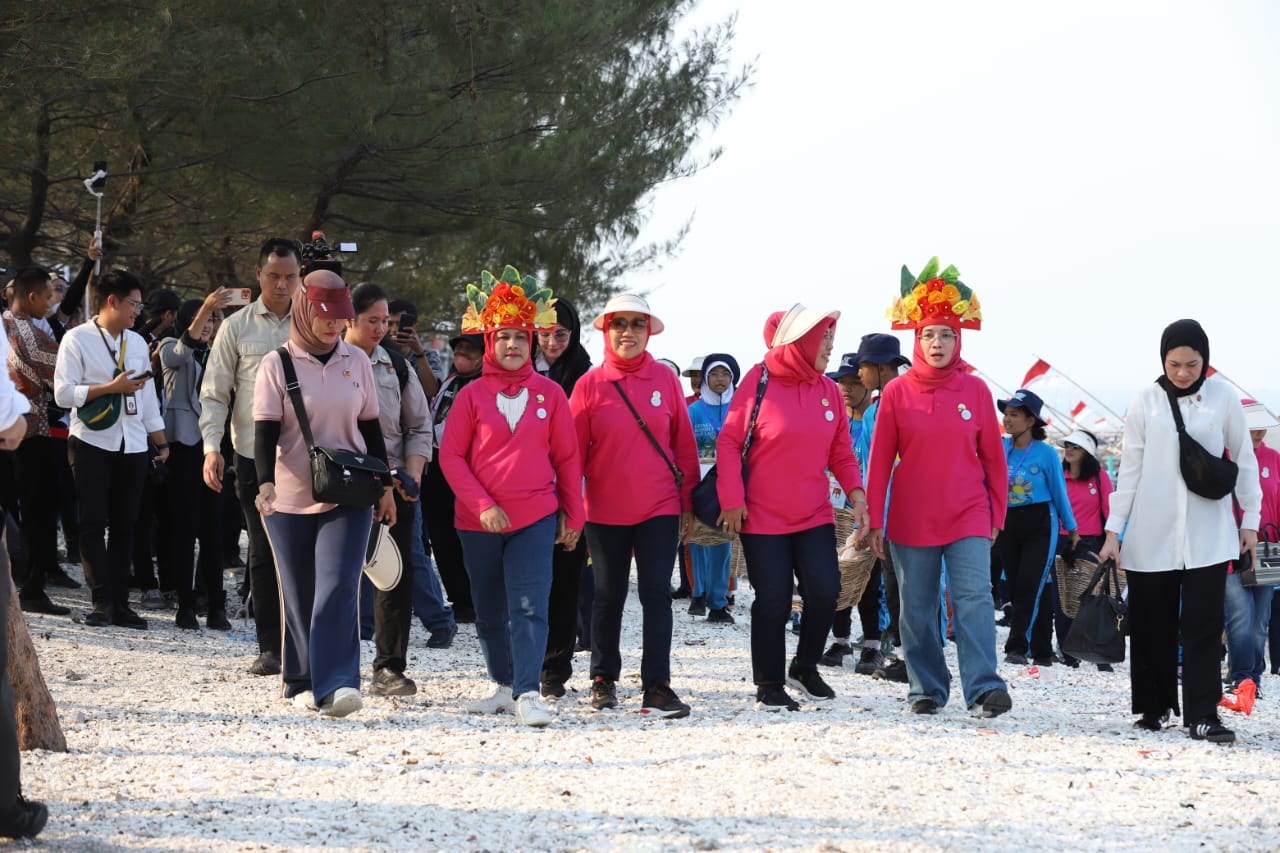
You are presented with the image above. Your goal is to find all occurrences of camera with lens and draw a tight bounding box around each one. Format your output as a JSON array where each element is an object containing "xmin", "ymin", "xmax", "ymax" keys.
[{"xmin": 300, "ymin": 230, "xmax": 358, "ymax": 276}]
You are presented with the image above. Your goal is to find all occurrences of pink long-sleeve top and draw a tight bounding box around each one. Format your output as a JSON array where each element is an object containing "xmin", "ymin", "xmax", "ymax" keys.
[
  {"xmin": 439, "ymin": 371, "xmax": 584, "ymax": 533},
  {"xmin": 866, "ymin": 373, "xmax": 1007, "ymax": 546},
  {"xmin": 716, "ymin": 364, "xmax": 863, "ymax": 535},
  {"xmin": 570, "ymin": 359, "xmax": 698, "ymax": 525},
  {"xmin": 1061, "ymin": 470, "xmax": 1113, "ymax": 537},
  {"xmin": 1255, "ymin": 443, "xmax": 1280, "ymax": 539}
]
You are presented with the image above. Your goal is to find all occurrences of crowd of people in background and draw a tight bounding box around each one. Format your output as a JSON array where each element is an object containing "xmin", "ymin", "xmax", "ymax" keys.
[{"xmin": 0, "ymin": 240, "xmax": 1276, "ymax": 832}]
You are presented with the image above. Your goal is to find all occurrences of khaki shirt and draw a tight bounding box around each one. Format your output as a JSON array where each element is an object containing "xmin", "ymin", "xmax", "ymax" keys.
[
  {"xmin": 370, "ymin": 344, "xmax": 431, "ymax": 469},
  {"xmin": 199, "ymin": 298, "xmax": 291, "ymax": 457}
]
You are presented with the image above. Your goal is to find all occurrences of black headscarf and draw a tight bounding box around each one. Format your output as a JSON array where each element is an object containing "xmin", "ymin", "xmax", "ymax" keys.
[
  {"xmin": 539, "ymin": 296, "xmax": 592, "ymax": 398},
  {"xmin": 1156, "ymin": 318, "xmax": 1210, "ymax": 398}
]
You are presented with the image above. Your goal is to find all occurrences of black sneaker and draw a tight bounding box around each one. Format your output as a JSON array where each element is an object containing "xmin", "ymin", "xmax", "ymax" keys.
[
  {"xmin": 687, "ymin": 596, "xmax": 706, "ymax": 616},
  {"xmin": 873, "ymin": 658, "xmax": 909, "ymax": 683},
  {"xmin": 1189, "ymin": 715, "xmax": 1235, "ymax": 744},
  {"xmin": 819, "ymin": 642, "xmax": 854, "ymax": 667},
  {"xmin": 1134, "ymin": 711, "xmax": 1169, "ymax": 731},
  {"xmin": 1097, "ymin": 663, "xmax": 1114, "ymax": 673},
  {"xmin": 541, "ymin": 680, "xmax": 566, "ymax": 699},
  {"xmin": 368, "ymin": 668, "xmax": 417, "ymax": 697},
  {"xmin": 671, "ymin": 587, "xmax": 692, "ymax": 600},
  {"xmin": 1031, "ymin": 656, "xmax": 1054, "ymax": 667},
  {"xmin": 1004, "ymin": 652, "xmax": 1029, "ymax": 665},
  {"xmin": 854, "ymin": 646, "xmax": 886, "ymax": 675},
  {"xmin": 19, "ymin": 593, "xmax": 70, "ymax": 616},
  {"xmin": 206, "ymin": 608, "xmax": 232, "ymax": 631},
  {"xmin": 995, "ymin": 603, "xmax": 1013, "ymax": 627},
  {"xmin": 111, "ymin": 606, "xmax": 148, "ymax": 630},
  {"xmin": 426, "ymin": 624, "xmax": 457, "ymax": 649},
  {"xmin": 786, "ymin": 664, "xmax": 835, "ymax": 701},
  {"xmin": 590, "ymin": 677, "xmax": 617, "ymax": 710},
  {"xmin": 971, "ymin": 688, "xmax": 1012, "ymax": 718},
  {"xmin": 174, "ymin": 607, "xmax": 199, "ymax": 630},
  {"xmin": 84, "ymin": 606, "xmax": 112, "ymax": 627},
  {"xmin": 46, "ymin": 567, "xmax": 81, "ymax": 589},
  {"xmin": 911, "ymin": 698, "xmax": 940, "ymax": 715},
  {"xmin": 248, "ymin": 651, "xmax": 282, "ymax": 676},
  {"xmin": 641, "ymin": 684, "xmax": 691, "ymax": 719},
  {"xmin": 755, "ymin": 683, "xmax": 800, "ymax": 712},
  {"xmin": 706, "ymin": 608, "xmax": 735, "ymax": 624},
  {"xmin": 0, "ymin": 795, "xmax": 47, "ymax": 839}
]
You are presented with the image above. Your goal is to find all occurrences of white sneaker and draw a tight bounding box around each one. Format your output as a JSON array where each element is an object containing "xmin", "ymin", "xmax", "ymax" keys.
[
  {"xmin": 318, "ymin": 687, "xmax": 363, "ymax": 718},
  {"xmin": 287, "ymin": 691, "xmax": 315, "ymax": 710},
  {"xmin": 515, "ymin": 693, "xmax": 554, "ymax": 728},
  {"xmin": 465, "ymin": 686, "xmax": 517, "ymax": 715}
]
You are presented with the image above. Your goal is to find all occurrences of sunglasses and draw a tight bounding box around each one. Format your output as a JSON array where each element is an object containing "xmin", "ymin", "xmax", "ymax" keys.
[{"xmin": 608, "ymin": 317, "xmax": 649, "ymax": 332}]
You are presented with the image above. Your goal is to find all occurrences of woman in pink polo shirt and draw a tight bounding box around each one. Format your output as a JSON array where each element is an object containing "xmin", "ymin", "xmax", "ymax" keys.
[
  {"xmin": 570, "ymin": 293, "xmax": 699, "ymax": 719},
  {"xmin": 253, "ymin": 271, "xmax": 395, "ymax": 719},
  {"xmin": 866, "ymin": 258, "xmax": 1011, "ymax": 718},
  {"xmin": 439, "ymin": 267, "xmax": 584, "ymax": 728},
  {"xmin": 718, "ymin": 304, "xmax": 868, "ymax": 711}
]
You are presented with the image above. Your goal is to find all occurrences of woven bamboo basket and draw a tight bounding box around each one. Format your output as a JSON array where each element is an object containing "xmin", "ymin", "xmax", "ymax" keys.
[
  {"xmin": 1055, "ymin": 552, "xmax": 1127, "ymax": 618},
  {"xmin": 833, "ymin": 506, "xmax": 876, "ymax": 609}
]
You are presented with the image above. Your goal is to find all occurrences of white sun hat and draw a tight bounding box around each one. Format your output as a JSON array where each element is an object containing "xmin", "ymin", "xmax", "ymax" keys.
[
  {"xmin": 682, "ymin": 356, "xmax": 705, "ymax": 377},
  {"xmin": 591, "ymin": 293, "xmax": 665, "ymax": 334},
  {"xmin": 363, "ymin": 522, "xmax": 403, "ymax": 592},
  {"xmin": 1242, "ymin": 399, "xmax": 1280, "ymax": 431},
  {"xmin": 1059, "ymin": 429, "xmax": 1099, "ymax": 460},
  {"xmin": 771, "ymin": 303, "xmax": 841, "ymax": 347}
]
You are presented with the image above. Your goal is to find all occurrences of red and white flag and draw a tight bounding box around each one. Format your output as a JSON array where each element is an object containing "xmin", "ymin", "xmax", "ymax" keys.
[{"xmin": 1021, "ymin": 358, "xmax": 1052, "ymax": 388}]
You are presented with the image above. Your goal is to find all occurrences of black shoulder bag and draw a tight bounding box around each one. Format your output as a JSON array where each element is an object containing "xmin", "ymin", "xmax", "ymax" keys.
[
  {"xmin": 1164, "ymin": 386, "xmax": 1238, "ymax": 500},
  {"xmin": 277, "ymin": 347, "xmax": 389, "ymax": 507},
  {"xmin": 690, "ymin": 365, "xmax": 769, "ymax": 530},
  {"xmin": 611, "ymin": 380, "xmax": 683, "ymax": 491},
  {"xmin": 1061, "ymin": 558, "xmax": 1129, "ymax": 664}
]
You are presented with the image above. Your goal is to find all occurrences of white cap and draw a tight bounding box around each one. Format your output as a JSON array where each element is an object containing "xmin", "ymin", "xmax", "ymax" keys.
[
  {"xmin": 1242, "ymin": 400, "xmax": 1280, "ymax": 431},
  {"xmin": 592, "ymin": 293, "xmax": 665, "ymax": 334},
  {"xmin": 363, "ymin": 522, "xmax": 403, "ymax": 592},
  {"xmin": 682, "ymin": 356, "xmax": 705, "ymax": 377},
  {"xmin": 771, "ymin": 303, "xmax": 840, "ymax": 347},
  {"xmin": 1060, "ymin": 429, "xmax": 1099, "ymax": 460}
]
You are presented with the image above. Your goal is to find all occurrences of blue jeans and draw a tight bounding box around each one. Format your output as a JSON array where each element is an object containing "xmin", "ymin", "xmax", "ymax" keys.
[
  {"xmin": 1224, "ymin": 572, "xmax": 1273, "ymax": 684},
  {"xmin": 689, "ymin": 541, "xmax": 732, "ymax": 610},
  {"xmin": 457, "ymin": 513, "xmax": 556, "ymax": 699},
  {"xmin": 263, "ymin": 505, "xmax": 371, "ymax": 703},
  {"xmin": 409, "ymin": 502, "xmax": 455, "ymax": 632},
  {"xmin": 890, "ymin": 536, "xmax": 1005, "ymax": 708}
]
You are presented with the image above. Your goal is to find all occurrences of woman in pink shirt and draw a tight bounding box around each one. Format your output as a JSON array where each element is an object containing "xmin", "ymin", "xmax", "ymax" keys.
[
  {"xmin": 1054, "ymin": 428, "xmax": 1114, "ymax": 670},
  {"xmin": 866, "ymin": 258, "xmax": 1011, "ymax": 718},
  {"xmin": 440, "ymin": 269, "xmax": 584, "ymax": 728},
  {"xmin": 253, "ymin": 271, "xmax": 394, "ymax": 719},
  {"xmin": 717, "ymin": 305, "xmax": 868, "ymax": 711},
  {"xmin": 570, "ymin": 293, "xmax": 698, "ymax": 719}
]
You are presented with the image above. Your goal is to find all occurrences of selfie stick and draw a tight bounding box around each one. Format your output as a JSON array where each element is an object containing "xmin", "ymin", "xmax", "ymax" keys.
[{"xmin": 83, "ymin": 168, "xmax": 107, "ymax": 275}]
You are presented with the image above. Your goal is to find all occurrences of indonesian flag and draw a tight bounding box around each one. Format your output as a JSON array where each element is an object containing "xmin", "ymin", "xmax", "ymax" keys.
[
  {"xmin": 1022, "ymin": 358, "xmax": 1052, "ymax": 387},
  {"xmin": 1206, "ymin": 365, "xmax": 1218, "ymax": 377}
]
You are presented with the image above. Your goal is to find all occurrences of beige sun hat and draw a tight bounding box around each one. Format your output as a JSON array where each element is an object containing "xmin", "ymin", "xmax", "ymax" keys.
[
  {"xmin": 682, "ymin": 356, "xmax": 705, "ymax": 377},
  {"xmin": 1242, "ymin": 399, "xmax": 1280, "ymax": 431},
  {"xmin": 592, "ymin": 293, "xmax": 665, "ymax": 334},
  {"xmin": 363, "ymin": 522, "xmax": 403, "ymax": 592},
  {"xmin": 771, "ymin": 303, "xmax": 841, "ymax": 347}
]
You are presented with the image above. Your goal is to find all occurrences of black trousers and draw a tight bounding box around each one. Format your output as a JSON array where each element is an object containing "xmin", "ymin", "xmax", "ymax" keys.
[
  {"xmin": 1127, "ymin": 563, "xmax": 1227, "ymax": 725},
  {"xmin": 374, "ymin": 491, "xmax": 415, "ymax": 674},
  {"xmin": 234, "ymin": 453, "xmax": 281, "ymax": 654},
  {"xmin": 12, "ymin": 436, "xmax": 59, "ymax": 598},
  {"xmin": 53, "ymin": 436, "xmax": 79, "ymax": 560},
  {"xmin": 421, "ymin": 457, "xmax": 473, "ymax": 613},
  {"xmin": 542, "ymin": 536, "xmax": 588, "ymax": 686},
  {"xmin": 68, "ymin": 437, "xmax": 147, "ymax": 610},
  {"xmin": 166, "ymin": 442, "xmax": 225, "ymax": 610},
  {"xmin": 0, "ymin": 527, "xmax": 20, "ymax": 805},
  {"xmin": 997, "ymin": 503, "xmax": 1055, "ymax": 658}
]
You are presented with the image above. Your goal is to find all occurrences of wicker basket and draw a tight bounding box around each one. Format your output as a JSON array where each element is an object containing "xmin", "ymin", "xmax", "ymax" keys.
[
  {"xmin": 1055, "ymin": 552, "xmax": 1127, "ymax": 618},
  {"xmin": 688, "ymin": 520, "xmax": 735, "ymax": 546},
  {"xmin": 832, "ymin": 506, "xmax": 875, "ymax": 609}
]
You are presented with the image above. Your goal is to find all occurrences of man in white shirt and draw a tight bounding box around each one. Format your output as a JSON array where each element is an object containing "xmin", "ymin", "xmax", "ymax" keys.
[
  {"xmin": 199, "ymin": 237, "xmax": 300, "ymax": 676},
  {"xmin": 53, "ymin": 269, "xmax": 169, "ymax": 629}
]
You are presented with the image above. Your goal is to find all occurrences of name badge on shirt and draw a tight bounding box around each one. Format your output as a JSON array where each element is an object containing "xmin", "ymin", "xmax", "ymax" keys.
[{"xmin": 125, "ymin": 394, "xmax": 138, "ymax": 416}]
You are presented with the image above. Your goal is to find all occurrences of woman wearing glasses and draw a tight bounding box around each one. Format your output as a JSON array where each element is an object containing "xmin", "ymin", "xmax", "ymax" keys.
[
  {"xmin": 533, "ymin": 297, "xmax": 594, "ymax": 699},
  {"xmin": 866, "ymin": 259, "xmax": 1011, "ymax": 718},
  {"xmin": 570, "ymin": 293, "xmax": 698, "ymax": 718}
]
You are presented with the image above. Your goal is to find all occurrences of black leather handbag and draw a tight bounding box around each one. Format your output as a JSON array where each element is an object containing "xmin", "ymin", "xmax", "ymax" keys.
[
  {"xmin": 1165, "ymin": 387, "xmax": 1238, "ymax": 500},
  {"xmin": 277, "ymin": 348, "xmax": 389, "ymax": 508},
  {"xmin": 1062, "ymin": 559, "xmax": 1129, "ymax": 664},
  {"xmin": 690, "ymin": 366, "xmax": 768, "ymax": 530}
]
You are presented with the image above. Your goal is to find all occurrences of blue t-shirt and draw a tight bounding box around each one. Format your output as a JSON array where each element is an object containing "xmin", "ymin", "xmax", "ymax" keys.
[
  {"xmin": 688, "ymin": 399, "xmax": 729, "ymax": 459},
  {"xmin": 1003, "ymin": 437, "xmax": 1077, "ymax": 529}
]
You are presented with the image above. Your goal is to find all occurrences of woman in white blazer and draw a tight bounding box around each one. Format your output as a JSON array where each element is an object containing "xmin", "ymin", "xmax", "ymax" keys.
[{"xmin": 1099, "ymin": 319, "xmax": 1260, "ymax": 744}]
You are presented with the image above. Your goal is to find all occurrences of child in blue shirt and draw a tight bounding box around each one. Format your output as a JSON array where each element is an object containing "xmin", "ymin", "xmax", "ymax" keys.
[{"xmin": 686, "ymin": 353, "xmax": 739, "ymax": 623}]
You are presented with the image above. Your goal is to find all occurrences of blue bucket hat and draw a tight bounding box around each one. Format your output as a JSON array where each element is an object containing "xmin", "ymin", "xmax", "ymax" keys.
[
  {"xmin": 855, "ymin": 333, "xmax": 910, "ymax": 368},
  {"xmin": 997, "ymin": 388, "xmax": 1047, "ymax": 424},
  {"xmin": 826, "ymin": 352, "xmax": 861, "ymax": 381}
]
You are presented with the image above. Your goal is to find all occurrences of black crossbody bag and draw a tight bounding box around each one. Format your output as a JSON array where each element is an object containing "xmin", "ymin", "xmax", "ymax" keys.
[
  {"xmin": 277, "ymin": 347, "xmax": 389, "ymax": 507},
  {"xmin": 690, "ymin": 366, "xmax": 768, "ymax": 530},
  {"xmin": 612, "ymin": 380, "xmax": 684, "ymax": 491},
  {"xmin": 1164, "ymin": 386, "xmax": 1238, "ymax": 500}
]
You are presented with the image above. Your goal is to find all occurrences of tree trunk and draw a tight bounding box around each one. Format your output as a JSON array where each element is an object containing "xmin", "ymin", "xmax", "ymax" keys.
[{"xmin": 4, "ymin": 577, "xmax": 66, "ymax": 753}]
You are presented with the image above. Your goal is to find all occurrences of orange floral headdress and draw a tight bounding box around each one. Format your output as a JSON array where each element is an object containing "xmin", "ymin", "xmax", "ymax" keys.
[
  {"xmin": 887, "ymin": 256, "xmax": 982, "ymax": 331},
  {"xmin": 461, "ymin": 265, "xmax": 558, "ymax": 334}
]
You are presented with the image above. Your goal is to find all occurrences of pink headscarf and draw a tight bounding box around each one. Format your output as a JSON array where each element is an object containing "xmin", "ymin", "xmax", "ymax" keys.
[
  {"xmin": 900, "ymin": 326, "xmax": 970, "ymax": 393},
  {"xmin": 291, "ymin": 270, "xmax": 354, "ymax": 356},
  {"xmin": 764, "ymin": 317, "xmax": 834, "ymax": 385}
]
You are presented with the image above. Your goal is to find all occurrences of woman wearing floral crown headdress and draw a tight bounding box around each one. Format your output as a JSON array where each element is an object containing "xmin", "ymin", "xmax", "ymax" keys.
[
  {"xmin": 865, "ymin": 258, "xmax": 1012, "ymax": 718},
  {"xmin": 440, "ymin": 267, "xmax": 584, "ymax": 728}
]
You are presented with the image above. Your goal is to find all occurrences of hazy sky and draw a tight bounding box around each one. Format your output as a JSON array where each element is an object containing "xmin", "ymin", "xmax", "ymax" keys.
[{"xmin": 584, "ymin": 0, "xmax": 1280, "ymax": 420}]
